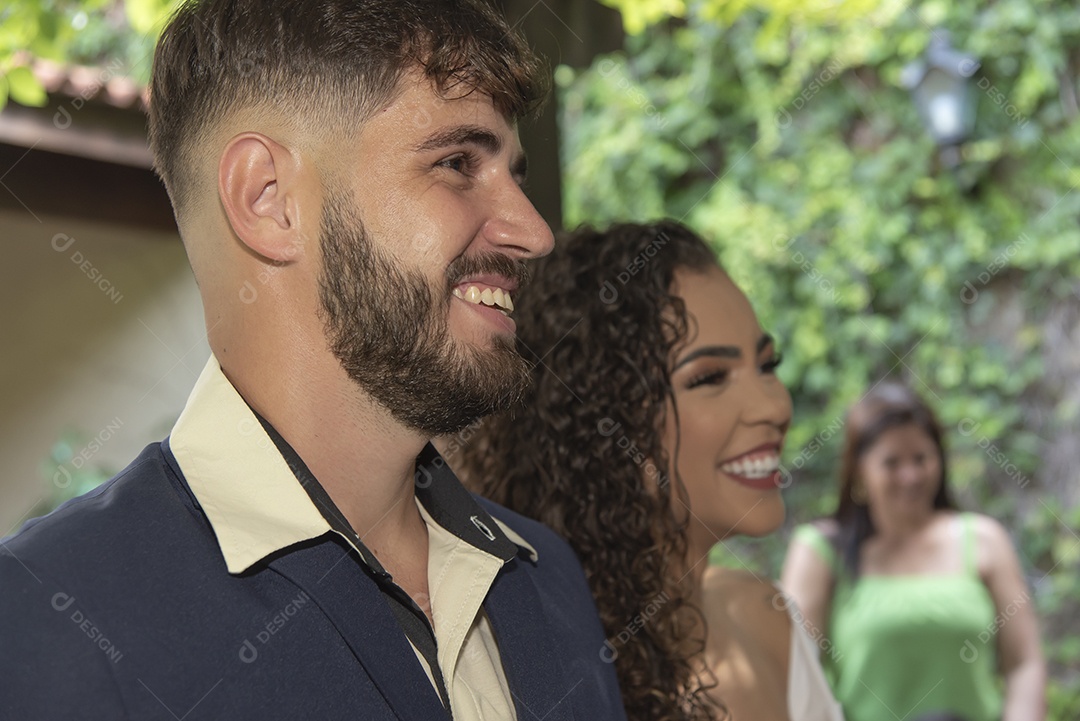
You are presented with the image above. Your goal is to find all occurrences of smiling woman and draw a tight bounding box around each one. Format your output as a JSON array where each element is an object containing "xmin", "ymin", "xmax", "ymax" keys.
[
  {"xmin": 664, "ymin": 267, "xmax": 790, "ymax": 546},
  {"xmin": 449, "ymin": 220, "xmax": 843, "ymax": 721}
]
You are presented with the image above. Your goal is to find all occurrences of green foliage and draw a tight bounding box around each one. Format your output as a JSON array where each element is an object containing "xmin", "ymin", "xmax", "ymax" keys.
[
  {"xmin": 6, "ymin": 65, "xmax": 47, "ymax": 106},
  {"xmin": 563, "ymin": 0, "xmax": 1080, "ymax": 708},
  {"xmin": 124, "ymin": 0, "xmax": 179, "ymax": 35},
  {"xmin": 0, "ymin": 0, "xmax": 181, "ymax": 111}
]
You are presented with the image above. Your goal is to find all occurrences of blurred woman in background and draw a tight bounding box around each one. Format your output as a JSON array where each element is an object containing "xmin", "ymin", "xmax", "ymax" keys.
[
  {"xmin": 449, "ymin": 221, "xmax": 842, "ymax": 721},
  {"xmin": 781, "ymin": 383, "xmax": 1045, "ymax": 721}
]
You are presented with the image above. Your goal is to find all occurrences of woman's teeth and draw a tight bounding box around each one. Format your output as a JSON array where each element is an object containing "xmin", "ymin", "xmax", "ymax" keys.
[
  {"xmin": 453, "ymin": 285, "xmax": 514, "ymax": 313},
  {"xmin": 720, "ymin": 453, "xmax": 780, "ymax": 479}
]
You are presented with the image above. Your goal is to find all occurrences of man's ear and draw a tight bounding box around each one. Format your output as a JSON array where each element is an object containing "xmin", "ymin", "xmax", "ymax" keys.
[{"xmin": 218, "ymin": 132, "xmax": 306, "ymax": 263}]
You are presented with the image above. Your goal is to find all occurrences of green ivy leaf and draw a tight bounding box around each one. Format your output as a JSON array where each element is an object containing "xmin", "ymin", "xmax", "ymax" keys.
[
  {"xmin": 6, "ymin": 65, "xmax": 47, "ymax": 107},
  {"xmin": 124, "ymin": 0, "xmax": 180, "ymax": 36}
]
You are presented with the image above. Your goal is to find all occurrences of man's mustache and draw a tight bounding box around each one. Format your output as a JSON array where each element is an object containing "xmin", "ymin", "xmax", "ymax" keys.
[{"xmin": 446, "ymin": 252, "xmax": 531, "ymax": 290}]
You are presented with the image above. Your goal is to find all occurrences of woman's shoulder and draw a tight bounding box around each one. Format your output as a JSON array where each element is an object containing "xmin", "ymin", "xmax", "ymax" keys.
[
  {"xmin": 966, "ymin": 511, "xmax": 1009, "ymax": 537},
  {"xmin": 959, "ymin": 511, "xmax": 1017, "ymax": 568},
  {"xmin": 787, "ymin": 519, "xmax": 842, "ymax": 576},
  {"xmin": 701, "ymin": 567, "xmax": 792, "ymax": 690},
  {"xmin": 702, "ymin": 567, "xmax": 791, "ymax": 630},
  {"xmin": 703, "ymin": 565, "xmax": 783, "ymax": 595},
  {"xmin": 925, "ymin": 510, "xmax": 1016, "ymax": 581},
  {"xmin": 804, "ymin": 517, "xmax": 840, "ymax": 537},
  {"xmin": 789, "ymin": 518, "xmax": 840, "ymax": 542},
  {"xmin": 939, "ymin": 510, "xmax": 1011, "ymax": 547}
]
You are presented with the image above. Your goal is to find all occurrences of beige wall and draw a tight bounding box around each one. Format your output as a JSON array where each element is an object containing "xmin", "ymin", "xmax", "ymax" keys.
[{"xmin": 0, "ymin": 208, "xmax": 209, "ymax": 533}]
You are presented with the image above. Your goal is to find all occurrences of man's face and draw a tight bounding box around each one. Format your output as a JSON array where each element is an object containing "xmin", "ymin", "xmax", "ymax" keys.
[{"xmin": 316, "ymin": 72, "xmax": 554, "ymax": 436}]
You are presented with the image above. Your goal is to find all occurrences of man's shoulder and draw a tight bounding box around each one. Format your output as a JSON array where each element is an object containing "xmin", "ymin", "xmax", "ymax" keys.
[
  {"xmin": 0, "ymin": 441, "xmax": 205, "ymax": 594},
  {"xmin": 6, "ymin": 442, "xmax": 174, "ymax": 537},
  {"xmin": 0, "ymin": 441, "xmax": 211, "ymax": 713}
]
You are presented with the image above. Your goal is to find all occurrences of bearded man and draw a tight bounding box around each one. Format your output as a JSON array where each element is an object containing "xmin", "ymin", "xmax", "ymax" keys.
[{"xmin": 0, "ymin": 2, "xmax": 627, "ymax": 719}]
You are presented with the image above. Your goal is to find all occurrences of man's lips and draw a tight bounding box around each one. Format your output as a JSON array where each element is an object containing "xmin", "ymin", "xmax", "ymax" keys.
[
  {"xmin": 453, "ymin": 273, "xmax": 519, "ymax": 294},
  {"xmin": 450, "ymin": 274, "xmax": 517, "ymax": 334},
  {"xmin": 453, "ymin": 293, "xmax": 516, "ymax": 333},
  {"xmin": 442, "ymin": 252, "xmax": 525, "ymax": 339},
  {"xmin": 452, "ymin": 275, "xmax": 516, "ymax": 314}
]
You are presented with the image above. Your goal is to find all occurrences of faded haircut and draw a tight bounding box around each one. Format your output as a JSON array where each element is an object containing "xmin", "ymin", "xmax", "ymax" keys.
[{"xmin": 148, "ymin": 0, "xmax": 546, "ymax": 214}]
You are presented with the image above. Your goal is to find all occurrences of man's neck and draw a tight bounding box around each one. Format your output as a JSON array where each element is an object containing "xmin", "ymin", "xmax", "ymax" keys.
[{"xmin": 219, "ymin": 346, "xmax": 430, "ymax": 564}]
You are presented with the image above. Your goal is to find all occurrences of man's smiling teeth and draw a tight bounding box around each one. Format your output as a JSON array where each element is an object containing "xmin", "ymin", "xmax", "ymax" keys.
[
  {"xmin": 720, "ymin": 453, "xmax": 780, "ymax": 479},
  {"xmin": 453, "ymin": 285, "xmax": 514, "ymax": 313}
]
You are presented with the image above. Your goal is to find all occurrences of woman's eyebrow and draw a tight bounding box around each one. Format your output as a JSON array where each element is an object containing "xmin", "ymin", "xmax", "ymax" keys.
[
  {"xmin": 674, "ymin": 345, "xmax": 740, "ymax": 370},
  {"xmin": 673, "ymin": 334, "xmax": 773, "ymax": 371}
]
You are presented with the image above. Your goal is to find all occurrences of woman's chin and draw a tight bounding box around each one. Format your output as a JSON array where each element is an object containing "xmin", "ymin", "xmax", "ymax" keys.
[{"xmin": 731, "ymin": 500, "xmax": 787, "ymax": 539}]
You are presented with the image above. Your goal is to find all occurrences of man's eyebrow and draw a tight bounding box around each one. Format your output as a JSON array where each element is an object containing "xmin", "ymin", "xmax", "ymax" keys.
[
  {"xmin": 413, "ymin": 125, "xmax": 503, "ymax": 154},
  {"xmin": 673, "ymin": 334, "xmax": 774, "ymax": 370},
  {"xmin": 414, "ymin": 124, "xmax": 529, "ymax": 183}
]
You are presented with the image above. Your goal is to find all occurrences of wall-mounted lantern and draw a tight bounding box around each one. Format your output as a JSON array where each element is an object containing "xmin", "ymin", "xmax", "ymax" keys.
[{"xmin": 901, "ymin": 31, "xmax": 979, "ymax": 167}]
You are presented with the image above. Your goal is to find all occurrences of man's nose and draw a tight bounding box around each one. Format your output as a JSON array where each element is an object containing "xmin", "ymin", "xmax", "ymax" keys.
[{"xmin": 479, "ymin": 181, "xmax": 555, "ymax": 259}]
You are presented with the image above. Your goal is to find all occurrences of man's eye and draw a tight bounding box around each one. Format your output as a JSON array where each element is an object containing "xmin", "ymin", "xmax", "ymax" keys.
[
  {"xmin": 438, "ymin": 151, "xmax": 479, "ymax": 175},
  {"xmin": 687, "ymin": 370, "xmax": 729, "ymax": 389}
]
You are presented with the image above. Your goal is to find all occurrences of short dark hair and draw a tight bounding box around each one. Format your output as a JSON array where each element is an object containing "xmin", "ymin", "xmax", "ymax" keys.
[{"xmin": 148, "ymin": 0, "xmax": 546, "ymax": 212}]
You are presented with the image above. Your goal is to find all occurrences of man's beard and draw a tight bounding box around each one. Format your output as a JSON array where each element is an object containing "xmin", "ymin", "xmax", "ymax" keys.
[{"xmin": 317, "ymin": 192, "xmax": 532, "ymax": 437}]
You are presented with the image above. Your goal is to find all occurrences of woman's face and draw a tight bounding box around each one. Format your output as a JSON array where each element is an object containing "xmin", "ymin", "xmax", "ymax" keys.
[
  {"xmin": 858, "ymin": 423, "xmax": 942, "ymax": 521},
  {"xmin": 664, "ymin": 267, "xmax": 792, "ymax": 554}
]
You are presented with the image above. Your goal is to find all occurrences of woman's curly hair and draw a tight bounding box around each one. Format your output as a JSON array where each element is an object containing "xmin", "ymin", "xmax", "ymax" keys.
[{"xmin": 451, "ymin": 220, "xmax": 725, "ymax": 721}]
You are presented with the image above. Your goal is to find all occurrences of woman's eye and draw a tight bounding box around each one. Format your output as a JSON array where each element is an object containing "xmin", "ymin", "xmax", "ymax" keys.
[
  {"xmin": 760, "ymin": 352, "xmax": 783, "ymax": 374},
  {"xmin": 687, "ymin": 370, "xmax": 729, "ymax": 389}
]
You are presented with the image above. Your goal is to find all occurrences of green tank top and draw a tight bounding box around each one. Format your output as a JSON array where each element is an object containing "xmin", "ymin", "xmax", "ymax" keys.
[{"xmin": 794, "ymin": 515, "xmax": 1003, "ymax": 721}]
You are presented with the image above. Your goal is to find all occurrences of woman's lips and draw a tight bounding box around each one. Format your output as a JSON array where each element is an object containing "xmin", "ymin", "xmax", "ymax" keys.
[{"xmin": 719, "ymin": 445, "xmax": 784, "ymax": 490}]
